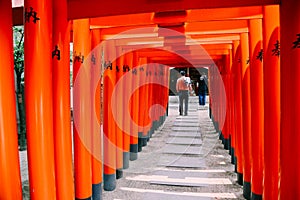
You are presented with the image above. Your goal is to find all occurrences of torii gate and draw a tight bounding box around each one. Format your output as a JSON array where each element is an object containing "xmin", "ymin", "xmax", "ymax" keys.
[{"xmin": 1, "ymin": 0, "xmax": 300, "ymax": 200}]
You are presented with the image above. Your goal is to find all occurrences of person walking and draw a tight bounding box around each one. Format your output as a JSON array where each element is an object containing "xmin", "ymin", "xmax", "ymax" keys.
[
  {"xmin": 198, "ymin": 74, "xmax": 208, "ymax": 106},
  {"xmin": 176, "ymin": 71, "xmax": 192, "ymax": 116}
]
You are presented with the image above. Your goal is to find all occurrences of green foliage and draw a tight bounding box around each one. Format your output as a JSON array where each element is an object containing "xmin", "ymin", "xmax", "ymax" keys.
[
  {"xmin": 13, "ymin": 26, "xmax": 27, "ymax": 151},
  {"xmin": 13, "ymin": 26, "xmax": 24, "ymax": 87}
]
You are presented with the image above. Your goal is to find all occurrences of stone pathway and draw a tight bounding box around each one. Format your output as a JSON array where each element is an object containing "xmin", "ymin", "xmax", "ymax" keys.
[{"xmin": 102, "ymin": 97, "xmax": 245, "ymax": 199}]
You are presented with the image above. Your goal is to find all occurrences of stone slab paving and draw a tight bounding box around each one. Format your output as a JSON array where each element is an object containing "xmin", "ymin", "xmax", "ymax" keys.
[
  {"xmin": 166, "ymin": 137, "xmax": 202, "ymax": 145},
  {"xmin": 151, "ymin": 169, "xmax": 227, "ymax": 179},
  {"xmin": 100, "ymin": 97, "xmax": 245, "ymax": 199},
  {"xmin": 149, "ymin": 179, "xmax": 231, "ymax": 187},
  {"xmin": 173, "ymin": 122, "xmax": 199, "ymax": 127},
  {"xmin": 176, "ymin": 116, "xmax": 199, "ymax": 120},
  {"xmin": 169, "ymin": 132, "xmax": 201, "ymax": 138},
  {"xmin": 174, "ymin": 119, "xmax": 198, "ymax": 123},
  {"xmin": 172, "ymin": 126, "xmax": 199, "ymax": 132},
  {"xmin": 163, "ymin": 156, "xmax": 207, "ymax": 168},
  {"xmin": 156, "ymin": 154, "xmax": 188, "ymax": 166},
  {"xmin": 162, "ymin": 144, "xmax": 202, "ymax": 155}
]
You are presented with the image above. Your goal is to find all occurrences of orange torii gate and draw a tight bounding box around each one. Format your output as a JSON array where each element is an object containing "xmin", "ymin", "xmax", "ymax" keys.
[
  {"xmin": 0, "ymin": 1, "xmax": 22, "ymax": 199},
  {"xmin": 4, "ymin": 0, "xmax": 300, "ymax": 200},
  {"xmin": 262, "ymin": 5, "xmax": 280, "ymax": 200}
]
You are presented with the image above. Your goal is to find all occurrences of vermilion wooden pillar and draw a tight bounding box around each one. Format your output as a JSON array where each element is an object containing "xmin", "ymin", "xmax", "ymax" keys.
[
  {"xmin": 148, "ymin": 63, "xmax": 156, "ymax": 137},
  {"xmin": 0, "ymin": 0, "xmax": 22, "ymax": 199},
  {"xmin": 24, "ymin": 0, "xmax": 57, "ymax": 198},
  {"xmin": 279, "ymin": 0, "xmax": 300, "ymax": 199},
  {"xmin": 139, "ymin": 58, "xmax": 150, "ymax": 148},
  {"xmin": 219, "ymin": 62, "xmax": 224, "ymax": 141},
  {"xmin": 73, "ymin": 19, "xmax": 92, "ymax": 199},
  {"xmin": 130, "ymin": 52, "xmax": 139, "ymax": 161},
  {"xmin": 156, "ymin": 64, "xmax": 163, "ymax": 128},
  {"xmin": 208, "ymin": 66, "xmax": 213, "ymax": 119},
  {"xmin": 223, "ymin": 54, "xmax": 230, "ymax": 150},
  {"xmin": 137, "ymin": 58, "xmax": 147, "ymax": 151},
  {"xmin": 52, "ymin": 0, "xmax": 74, "ymax": 199},
  {"xmin": 228, "ymin": 50, "xmax": 233, "ymax": 153},
  {"xmin": 233, "ymin": 43, "xmax": 244, "ymax": 185},
  {"xmin": 144, "ymin": 62, "xmax": 152, "ymax": 142},
  {"xmin": 262, "ymin": 5, "xmax": 280, "ymax": 200},
  {"xmin": 210, "ymin": 65, "xmax": 218, "ymax": 131},
  {"xmin": 115, "ymin": 50, "xmax": 124, "ymax": 179},
  {"xmin": 214, "ymin": 63, "xmax": 221, "ymax": 134},
  {"xmin": 160, "ymin": 64, "xmax": 166, "ymax": 123},
  {"xmin": 163, "ymin": 65, "xmax": 169, "ymax": 121},
  {"xmin": 166, "ymin": 66, "xmax": 170, "ymax": 117},
  {"xmin": 226, "ymin": 51, "xmax": 232, "ymax": 153},
  {"xmin": 229, "ymin": 46, "xmax": 236, "ymax": 165},
  {"xmin": 137, "ymin": 63, "xmax": 144, "ymax": 151},
  {"xmin": 158, "ymin": 64, "xmax": 164, "ymax": 130},
  {"xmin": 146, "ymin": 63, "xmax": 153, "ymax": 137},
  {"xmin": 240, "ymin": 32, "xmax": 251, "ymax": 199},
  {"xmin": 103, "ymin": 40, "xmax": 117, "ymax": 191},
  {"xmin": 248, "ymin": 18, "xmax": 263, "ymax": 199},
  {"xmin": 91, "ymin": 29, "xmax": 103, "ymax": 200},
  {"xmin": 122, "ymin": 52, "xmax": 132, "ymax": 168}
]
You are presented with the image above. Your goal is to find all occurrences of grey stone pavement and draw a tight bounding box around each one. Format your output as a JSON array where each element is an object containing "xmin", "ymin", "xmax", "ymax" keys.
[
  {"xmin": 19, "ymin": 96, "xmax": 245, "ymax": 199},
  {"xmin": 102, "ymin": 96, "xmax": 245, "ymax": 200}
]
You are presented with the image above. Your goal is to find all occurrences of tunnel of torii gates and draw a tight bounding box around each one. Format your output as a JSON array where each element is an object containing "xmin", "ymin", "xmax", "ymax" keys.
[{"xmin": 1, "ymin": 0, "xmax": 300, "ymax": 199}]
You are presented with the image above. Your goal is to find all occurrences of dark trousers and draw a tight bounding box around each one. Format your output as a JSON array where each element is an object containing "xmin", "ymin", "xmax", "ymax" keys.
[
  {"xmin": 178, "ymin": 90, "xmax": 189, "ymax": 115},
  {"xmin": 199, "ymin": 92, "xmax": 206, "ymax": 105}
]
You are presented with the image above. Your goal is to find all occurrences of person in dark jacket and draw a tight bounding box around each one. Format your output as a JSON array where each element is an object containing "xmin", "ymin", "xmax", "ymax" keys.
[{"xmin": 198, "ymin": 74, "xmax": 208, "ymax": 106}]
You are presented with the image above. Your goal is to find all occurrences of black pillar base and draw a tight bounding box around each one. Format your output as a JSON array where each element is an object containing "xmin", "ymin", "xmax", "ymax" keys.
[
  {"xmin": 235, "ymin": 156, "xmax": 238, "ymax": 173},
  {"xmin": 76, "ymin": 197, "xmax": 91, "ymax": 200},
  {"xmin": 103, "ymin": 174, "xmax": 116, "ymax": 191},
  {"xmin": 228, "ymin": 135, "xmax": 232, "ymax": 155},
  {"xmin": 243, "ymin": 181, "xmax": 251, "ymax": 200},
  {"xmin": 215, "ymin": 121, "xmax": 219, "ymax": 132},
  {"xmin": 149, "ymin": 126, "xmax": 154, "ymax": 137},
  {"xmin": 130, "ymin": 144, "xmax": 138, "ymax": 161},
  {"xmin": 219, "ymin": 131, "xmax": 223, "ymax": 141},
  {"xmin": 142, "ymin": 138, "xmax": 147, "ymax": 147},
  {"xmin": 237, "ymin": 172, "xmax": 243, "ymax": 185},
  {"xmin": 116, "ymin": 169, "xmax": 123, "ymax": 179},
  {"xmin": 154, "ymin": 120, "xmax": 158, "ymax": 130},
  {"xmin": 224, "ymin": 138, "xmax": 229, "ymax": 150},
  {"xmin": 92, "ymin": 183, "xmax": 102, "ymax": 200},
  {"xmin": 251, "ymin": 192, "xmax": 262, "ymax": 200},
  {"xmin": 158, "ymin": 117, "xmax": 162, "ymax": 127},
  {"xmin": 231, "ymin": 148, "xmax": 235, "ymax": 164},
  {"xmin": 123, "ymin": 151, "xmax": 130, "ymax": 169},
  {"xmin": 138, "ymin": 137, "xmax": 143, "ymax": 152}
]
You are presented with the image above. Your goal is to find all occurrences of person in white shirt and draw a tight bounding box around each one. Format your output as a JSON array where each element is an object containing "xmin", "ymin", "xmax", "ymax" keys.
[{"xmin": 176, "ymin": 71, "xmax": 192, "ymax": 116}]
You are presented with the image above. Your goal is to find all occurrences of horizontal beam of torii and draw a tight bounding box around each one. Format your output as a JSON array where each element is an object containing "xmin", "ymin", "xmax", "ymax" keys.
[{"xmin": 67, "ymin": 0, "xmax": 278, "ymax": 19}]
